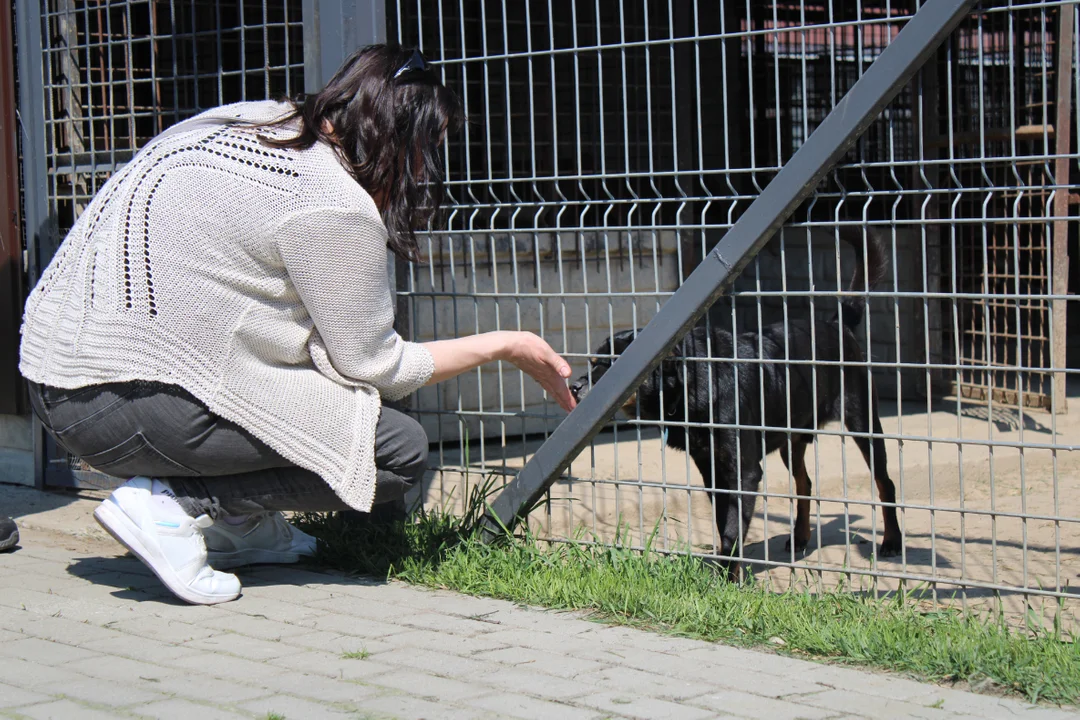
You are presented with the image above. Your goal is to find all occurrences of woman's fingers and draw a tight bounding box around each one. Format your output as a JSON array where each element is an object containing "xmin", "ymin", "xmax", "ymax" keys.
[
  {"xmin": 545, "ymin": 345, "xmax": 572, "ymax": 379},
  {"xmin": 539, "ymin": 377, "xmax": 574, "ymax": 412},
  {"xmin": 511, "ymin": 332, "xmax": 576, "ymax": 412},
  {"xmin": 537, "ymin": 341, "xmax": 575, "ymax": 411},
  {"xmin": 547, "ymin": 377, "xmax": 576, "ymax": 412},
  {"xmin": 528, "ymin": 358, "xmax": 575, "ymax": 412}
]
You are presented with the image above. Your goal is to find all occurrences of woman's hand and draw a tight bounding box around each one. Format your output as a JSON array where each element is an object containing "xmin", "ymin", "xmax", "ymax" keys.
[
  {"xmin": 423, "ymin": 331, "xmax": 577, "ymax": 413},
  {"xmin": 499, "ymin": 332, "xmax": 576, "ymax": 413}
]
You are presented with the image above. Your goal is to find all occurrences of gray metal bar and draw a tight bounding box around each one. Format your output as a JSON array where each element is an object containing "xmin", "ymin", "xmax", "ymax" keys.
[
  {"xmin": 15, "ymin": 0, "xmax": 51, "ymax": 289},
  {"xmin": 303, "ymin": 0, "xmax": 386, "ymax": 94},
  {"xmin": 481, "ymin": 0, "xmax": 979, "ymax": 538},
  {"xmin": 15, "ymin": 0, "xmax": 53, "ymax": 489}
]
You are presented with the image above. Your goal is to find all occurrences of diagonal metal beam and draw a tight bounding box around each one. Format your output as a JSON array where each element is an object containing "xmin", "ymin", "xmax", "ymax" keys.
[{"xmin": 480, "ymin": 0, "xmax": 978, "ymax": 540}]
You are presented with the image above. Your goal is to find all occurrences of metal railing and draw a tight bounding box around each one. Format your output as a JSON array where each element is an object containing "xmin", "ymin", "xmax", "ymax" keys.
[{"xmin": 395, "ymin": 0, "xmax": 1079, "ymax": 625}]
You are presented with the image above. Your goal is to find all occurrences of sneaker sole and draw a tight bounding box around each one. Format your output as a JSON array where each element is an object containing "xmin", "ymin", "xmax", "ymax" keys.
[
  {"xmin": 0, "ymin": 528, "xmax": 18, "ymax": 552},
  {"xmin": 94, "ymin": 502, "xmax": 240, "ymax": 605},
  {"xmin": 207, "ymin": 548, "xmax": 304, "ymax": 570}
]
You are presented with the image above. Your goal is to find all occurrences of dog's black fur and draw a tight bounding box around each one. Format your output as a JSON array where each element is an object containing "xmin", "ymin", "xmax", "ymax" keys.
[{"xmin": 571, "ymin": 229, "xmax": 902, "ymax": 578}]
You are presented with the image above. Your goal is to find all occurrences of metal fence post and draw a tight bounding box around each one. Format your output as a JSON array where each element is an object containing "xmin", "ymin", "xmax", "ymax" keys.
[
  {"xmin": 15, "ymin": 0, "xmax": 53, "ymax": 489},
  {"xmin": 15, "ymin": 0, "xmax": 50, "ymax": 287},
  {"xmin": 303, "ymin": 0, "xmax": 386, "ymax": 94},
  {"xmin": 480, "ymin": 0, "xmax": 979, "ymax": 539},
  {"xmin": 1052, "ymin": 4, "xmax": 1074, "ymax": 416}
]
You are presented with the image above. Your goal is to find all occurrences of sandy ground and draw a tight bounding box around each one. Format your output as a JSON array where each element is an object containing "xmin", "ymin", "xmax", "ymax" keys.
[
  {"xmin": 0, "ymin": 483, "xmax": 117, "ymax": 556},
  {"xmin": 417, "ymin": 396, "xmax": 1080, "ymax": 630}
]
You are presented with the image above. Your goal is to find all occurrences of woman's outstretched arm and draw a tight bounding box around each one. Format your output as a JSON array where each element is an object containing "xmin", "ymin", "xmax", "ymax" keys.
[{"xmin": 423, "ymin": 331, "xmax": 576, "ymax": 413}]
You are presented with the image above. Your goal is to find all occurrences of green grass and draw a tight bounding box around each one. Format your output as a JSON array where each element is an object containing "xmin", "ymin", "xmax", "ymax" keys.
[
  {"xmin": 265, "ymin": 713, "xmax": 285, "ymax": 720},
  {"xmin": 341, "ymin": 649, "xmax": 371, "ymax": 660},
  {"xmin": 292, "ymin": 483, "xmax": 1080, "ymax": 706}
]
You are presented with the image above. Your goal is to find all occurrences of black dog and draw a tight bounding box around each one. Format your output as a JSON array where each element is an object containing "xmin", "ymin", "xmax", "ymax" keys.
[{"xmin": 570, "ymin": 229, "xmax": 902, "ymax": 577}]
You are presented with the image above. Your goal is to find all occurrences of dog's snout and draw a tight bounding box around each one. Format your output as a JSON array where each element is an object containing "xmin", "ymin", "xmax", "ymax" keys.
[
  {"xmin": 570, "ymin": 379, "xmax": 586, "ymax": 401},
  {"xmin": 570, "ymin": 376, "xmax": 592, "ymax": 402}
]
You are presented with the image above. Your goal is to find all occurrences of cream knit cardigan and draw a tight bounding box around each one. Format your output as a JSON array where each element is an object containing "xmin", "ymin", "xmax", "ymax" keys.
[{"xmin": 19, "ymin": 101, "xmax": 434, "ymax": 512}]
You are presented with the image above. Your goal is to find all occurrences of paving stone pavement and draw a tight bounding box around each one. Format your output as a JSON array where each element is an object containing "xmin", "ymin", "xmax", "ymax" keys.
[{"xmin": 1, "ymin": 484, "xmax": 1075, "ymax": 720}]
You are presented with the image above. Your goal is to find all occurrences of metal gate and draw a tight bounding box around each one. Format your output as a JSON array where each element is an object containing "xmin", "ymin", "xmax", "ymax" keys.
[
  {"xmin": 394, "ymin": 0, "xmax": 1079, "ymax": 625},
  {"xmin": 945, "ymin": 6, "xmax": 1074, "ymax": 412}
]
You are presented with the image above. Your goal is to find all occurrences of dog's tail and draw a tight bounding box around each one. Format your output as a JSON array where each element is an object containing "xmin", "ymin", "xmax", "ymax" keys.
[{"xmin": 835, "ymin": 226, "xmax": 887, "ymax": 328}]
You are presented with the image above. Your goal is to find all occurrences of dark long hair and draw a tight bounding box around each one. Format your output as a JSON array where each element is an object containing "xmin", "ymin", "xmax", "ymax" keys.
[{"xmin": 258, "ymin": 44, "xmax": 462, "ymax": 262}]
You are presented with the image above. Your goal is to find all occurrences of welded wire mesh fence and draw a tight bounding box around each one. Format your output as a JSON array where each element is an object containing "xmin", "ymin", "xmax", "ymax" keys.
[
  {"xmin": 394, "ymin": 0, "xmax": 1080, "ymax": 626},
  {"xmin": 19, "ymin": 0, "xmax": 305, "ymax": 485},
  {"xmin": 39, "ymin": 0, "xmax": 304, "ymax": 237}
]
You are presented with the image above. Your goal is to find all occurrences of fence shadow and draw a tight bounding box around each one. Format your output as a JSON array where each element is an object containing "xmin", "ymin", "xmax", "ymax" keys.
[{"xmin": 727, "ymin": 510, "xmax": 1080, "ymax": 608}]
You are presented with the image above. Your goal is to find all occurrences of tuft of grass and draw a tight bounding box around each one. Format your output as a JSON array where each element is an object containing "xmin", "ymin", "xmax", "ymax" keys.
[
  {"xmin": 265, "ymin": 713, "xmax": 285, "ymax": 720},
  {"xmin": 292, "ymin": 482, "xmax": 1080, "ymax": 706},
  {"xmin": 341, "ymin": 649, "xmax": 370, "ymax": 660}
]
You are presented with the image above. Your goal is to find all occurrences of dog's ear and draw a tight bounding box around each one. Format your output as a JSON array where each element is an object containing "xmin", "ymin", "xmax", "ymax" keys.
[{"xmin": 612, "ymin": 329, "xmax": 637, "ymax": 354}]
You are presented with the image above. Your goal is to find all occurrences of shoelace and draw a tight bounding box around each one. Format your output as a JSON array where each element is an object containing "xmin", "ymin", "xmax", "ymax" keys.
[{"xmin": 190, "ymin": 515, "xmax": 214, "ymax": 553}]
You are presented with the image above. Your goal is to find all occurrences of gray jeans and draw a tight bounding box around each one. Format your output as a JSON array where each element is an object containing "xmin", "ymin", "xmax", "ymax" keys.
[{"xmin": 27, "ymin": 380, "xmax": 429, "ymax": 519}]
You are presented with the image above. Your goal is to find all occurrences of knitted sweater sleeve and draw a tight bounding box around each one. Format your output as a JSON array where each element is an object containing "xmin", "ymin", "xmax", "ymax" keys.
[{"xmin": 275, "ymin": 207, "xmax": 434, "ymax": 401}]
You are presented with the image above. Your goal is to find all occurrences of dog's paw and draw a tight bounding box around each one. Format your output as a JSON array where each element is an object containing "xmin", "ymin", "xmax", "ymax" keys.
[
  {"xmin": 784, "ymin": 537, "xmax": 808, "ymax": 555},
  {"xmin": 878, "ymin": 536, "xmax": 903, "ymax": 558},
  {"xmin": 716, "ymin": 559, "xmax": 743, "ymax": 584}
]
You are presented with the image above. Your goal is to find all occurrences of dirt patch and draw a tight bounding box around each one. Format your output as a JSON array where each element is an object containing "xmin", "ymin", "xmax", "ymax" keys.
[{"xmin": 1, "ymin": 483, "xmax": 121, "ymax": 556}]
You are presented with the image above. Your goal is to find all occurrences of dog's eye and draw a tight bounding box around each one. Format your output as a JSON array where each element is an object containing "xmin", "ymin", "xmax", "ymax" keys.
[{"xmin": 589, "ymin": 357, "xmax": 599, "ymax": 366}]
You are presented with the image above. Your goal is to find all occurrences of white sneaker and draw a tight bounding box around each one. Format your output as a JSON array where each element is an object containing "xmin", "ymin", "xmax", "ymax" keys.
[
  {"xmin": 93, "ymin": 477, "xmax": 241, "ymax": 605},
  {"xmin": 204, "ymin": 512, "xmax": 318, "ymax": 570}
]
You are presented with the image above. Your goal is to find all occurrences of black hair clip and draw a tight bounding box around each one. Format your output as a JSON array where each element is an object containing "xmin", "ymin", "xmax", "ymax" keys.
[{"xmin": 394, "ymin": 49, "xmax": 429, "ymax": 79}]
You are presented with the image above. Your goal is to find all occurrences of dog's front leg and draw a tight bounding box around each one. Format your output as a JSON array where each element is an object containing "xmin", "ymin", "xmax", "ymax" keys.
[
  {"xmin": 691, "ymin": 442, "xmax": 739, "ymax": 582},
  {"xmin": 780, "ymin": 437, "xmax": 813, "ymax": 555},
  {"xmin": 692, "ymin": 435, "xmax": 760, "ymax": 583},
  {"xmin": 717, "ymin": 497, "xmax": 744, "ymax": 582},
  {"xmin": 723, "ymin": 460, "xmax": 761, "ymax": 580}
]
